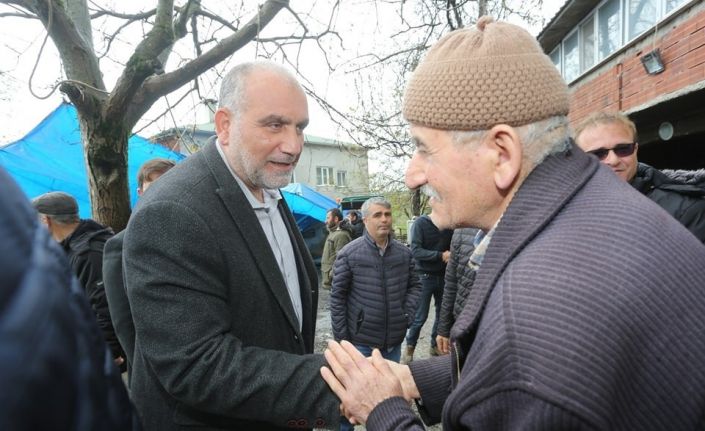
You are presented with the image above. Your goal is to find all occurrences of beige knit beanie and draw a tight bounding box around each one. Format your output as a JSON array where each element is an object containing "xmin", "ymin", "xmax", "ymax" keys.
[{"xmin": 403, "ymin": 16, "xmax": 569, "ymax": 131}]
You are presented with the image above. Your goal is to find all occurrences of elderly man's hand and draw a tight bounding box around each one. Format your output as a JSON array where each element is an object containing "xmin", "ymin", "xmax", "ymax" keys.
[{"xmin": 321, "ymin": 340, "xmax": 406, "ymax": 425}]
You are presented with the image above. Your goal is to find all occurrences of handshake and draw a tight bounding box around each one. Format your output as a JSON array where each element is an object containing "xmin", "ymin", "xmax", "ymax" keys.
[{"xmin": 320, "ymin": 340, "xmax": 421, "ymax": 426}]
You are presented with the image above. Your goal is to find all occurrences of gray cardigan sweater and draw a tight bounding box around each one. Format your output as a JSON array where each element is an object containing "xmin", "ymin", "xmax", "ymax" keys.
[{"xmin": 366, "ymin": 144, "xmax": 705, "ymax": 430}]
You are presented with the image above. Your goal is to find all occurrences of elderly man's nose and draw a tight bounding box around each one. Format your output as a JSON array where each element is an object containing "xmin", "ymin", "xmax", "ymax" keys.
[{"xmin": 405, "ymin": 154, "xmax": 426, "ymax": 189}]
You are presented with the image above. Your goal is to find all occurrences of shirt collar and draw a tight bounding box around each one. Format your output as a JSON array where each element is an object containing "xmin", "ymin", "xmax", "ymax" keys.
[{"xmin": 468, "ymin": 216, "xmax": 502, "ymax": 270}]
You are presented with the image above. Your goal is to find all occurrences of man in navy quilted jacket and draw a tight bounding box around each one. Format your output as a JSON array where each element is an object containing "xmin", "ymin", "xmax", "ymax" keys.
[{"xmin": 330, "ymin": 197, "xmax": 421, "ymax": 431}]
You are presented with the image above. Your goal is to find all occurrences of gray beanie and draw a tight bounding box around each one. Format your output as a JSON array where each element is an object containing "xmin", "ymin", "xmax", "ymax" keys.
[
  {"xmin": 32, "ymin": 191, "xmax": 79, "ymax": 216},
  {"xmin": 403, "ymin": 16, "xmax": 570, "ymax": 131}
]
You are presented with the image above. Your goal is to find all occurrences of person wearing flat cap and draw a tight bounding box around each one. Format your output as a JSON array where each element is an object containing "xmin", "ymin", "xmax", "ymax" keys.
[
  {"xmin": 321, "ymin": 16, "xmax": 705, "ymax": 430},
  {"xmin": 32, "ymin": 191, "xmax": 125, "ymax": 370}
]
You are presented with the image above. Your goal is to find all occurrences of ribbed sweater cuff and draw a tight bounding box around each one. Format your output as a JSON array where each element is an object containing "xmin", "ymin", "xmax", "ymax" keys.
[
  {"xmin": 409, "ymin": 355, "xmax": 452, "ymax": 424},
  {"xmin": 366, "ymin": 397, "xmax": 424, "ymax": 430}
]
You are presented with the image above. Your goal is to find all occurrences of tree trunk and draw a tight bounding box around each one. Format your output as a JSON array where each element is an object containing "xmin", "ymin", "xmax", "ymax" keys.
[
  {"xmin": 78, "ymin": 113, "xmax": 131, "ymax": 231},
  {"xmin": 411, "ymin": 188, "xmax": 422, "ymax": 217}
]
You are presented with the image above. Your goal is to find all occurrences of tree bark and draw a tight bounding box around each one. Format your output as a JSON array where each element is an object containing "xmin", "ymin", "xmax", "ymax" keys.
[{"xmin": 5, "ymin": 0, "xmax": 290, "ymax": 230}]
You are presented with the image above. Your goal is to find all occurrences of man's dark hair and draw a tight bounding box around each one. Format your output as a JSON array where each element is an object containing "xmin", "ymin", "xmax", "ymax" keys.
[
  {"xmin": 327, "ymin": 208, "xmax": 344, "ymax": 222},
  {"xmin": 137, "ymin": 158, "xmax": 176, "ymax": 190}
]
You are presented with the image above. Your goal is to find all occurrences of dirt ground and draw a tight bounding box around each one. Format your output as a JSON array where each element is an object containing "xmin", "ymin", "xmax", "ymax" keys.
[{"xmin": 315, "ymin": 287, "xmax": 443, "ymax": 431}]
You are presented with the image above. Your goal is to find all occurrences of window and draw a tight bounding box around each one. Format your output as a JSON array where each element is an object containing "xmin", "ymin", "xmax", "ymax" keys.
[
  {"xmin": 316, "ymin": 166, "xmax": 333, "ymax": 186},
  {"xmin": 627, "ymin": 0, "xmax": 658, "ymax": 41},
  {"xmin": 336, "ymin": 170, "xmax": 348, "ymax": 187},
  {"xmin": 580, "ymin": 15, "xmax": 596, "ymax": 72},
  {"xmin": 563, "ymin": 31, "xmax": 580, "ymax": 82},
  {"xmin": 598, "ymin": 0, "xmax": 622, "ymax": 60},
  {"xmin": 553, "ymin": 0, "xmax": 687, "ymax": 82},
  {"xmin": 550, "ymin": 46, "xmax": 561, "ymax": 73},
  {"xmin": 666, "ymin": 0, "xmax": 686, "ymax": 12}
]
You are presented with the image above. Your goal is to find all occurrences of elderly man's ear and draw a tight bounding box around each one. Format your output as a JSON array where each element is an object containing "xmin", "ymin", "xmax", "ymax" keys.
[{"xmin": 485, "ymin": 124, "xmax": 523, "ymax": 192}]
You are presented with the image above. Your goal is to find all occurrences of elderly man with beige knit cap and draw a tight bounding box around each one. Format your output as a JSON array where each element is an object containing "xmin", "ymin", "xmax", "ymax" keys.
[{"xmin": 321, "ymin": 16, "xmax": 705, "ymax": 431}]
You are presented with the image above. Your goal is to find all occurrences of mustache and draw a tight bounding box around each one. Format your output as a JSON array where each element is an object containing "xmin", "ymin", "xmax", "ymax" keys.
[
  {"xmin": 421, "ymin": 185, "xmax": 441, "ymax": 200},
  {"xmin": 269, "ymin": 155, "xmax": 298, "ymax": 164}
]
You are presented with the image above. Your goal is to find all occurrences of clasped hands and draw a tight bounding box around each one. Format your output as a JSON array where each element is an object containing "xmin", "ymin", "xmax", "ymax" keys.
[{"xmin": 320, "ymin": 340, "xmax": 420, "ymax": 426}]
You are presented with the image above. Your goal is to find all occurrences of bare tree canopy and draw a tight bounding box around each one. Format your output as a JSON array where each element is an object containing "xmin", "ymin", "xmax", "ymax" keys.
[
  {"xmin": 319, "ymin": 0, "xmax": 545, "ymax": 216},
  {"xmin": 0, "ymin": 0, "xmax": 547, "ymax": 226},
  {"xmin": 0, "ymin": 0, "xmax": 341, "ymax": 230}
]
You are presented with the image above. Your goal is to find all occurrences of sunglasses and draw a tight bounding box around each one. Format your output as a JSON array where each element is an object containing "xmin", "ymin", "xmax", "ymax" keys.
[{"xmin": 587, "ymin": 143, "xmax": 637, "ymax": 160}]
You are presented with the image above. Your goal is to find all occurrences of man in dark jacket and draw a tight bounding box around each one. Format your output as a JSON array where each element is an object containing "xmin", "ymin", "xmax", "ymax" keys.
[
  {"xmin": 103, "ymin": 158, "xmax": 176, "ymax": 382},
  {"xmin": 0, "ymin": 167, "xmax": 137, "ymax": 430},
  {"xmin": 330, "ymin": 196, "xmax": 421, "ymax": 431},
  {"xmin": 124, "ymin": 61, "xmax": 340, "ymax": 430},
  {"xmin": 576, "ymin": 111, "xmax": 705, "ymax": 242},
  {"xmin": 321, "ymin": 17, "xmax": 705, "ymax": 431},
  {"xmin": 320, "ymin": 208, "xmax": 352, "ymax": 290},
  {"xmin": 330, "ymin": 197, "xmax": 421, "ymax": 363},
  {"xmin": 435, "ymin": 227, "xmax": 478, "ymax": 355},
  {"xmin": 402, "ymin": 214, "xmax": 452, "ymax": 363},
  {"xmin": 346, "ymin": 210, "xmax": 364, "ymax": 239},
  {"xmin": 32, "ymin": 191, "xmax": 125, "ymax": 369}
]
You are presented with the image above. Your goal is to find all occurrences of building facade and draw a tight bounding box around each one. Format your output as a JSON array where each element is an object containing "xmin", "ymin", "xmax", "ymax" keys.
[{"xmin": 539, "ymin": 0, "xmax": 705, "ymax": 168}]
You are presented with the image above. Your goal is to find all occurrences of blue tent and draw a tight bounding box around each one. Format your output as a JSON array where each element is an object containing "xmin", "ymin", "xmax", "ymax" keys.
[
  {"xmin": 0, "ymin": 103, "xmax": 184, "ymax": 218},
  {"xmin": 281, "ymin": 182, "xmax": 338, "ymax": 230}
]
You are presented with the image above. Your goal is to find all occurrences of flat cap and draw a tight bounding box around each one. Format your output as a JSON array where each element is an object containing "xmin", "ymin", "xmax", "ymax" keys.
[{"xmin": 32, "ymin": 191, "xmax": 79, "ymax": 216}]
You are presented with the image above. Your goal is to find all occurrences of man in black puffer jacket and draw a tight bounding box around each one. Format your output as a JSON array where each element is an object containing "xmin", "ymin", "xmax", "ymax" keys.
[
  {"xmin": 32, "ymin": 192, "xmax": 126, "ymax": 369},
  {"xmin": 435, "ymin": 227, "xmax": 478, "ymax": 354},
  {"xmin": 576, "ymin": 111, "xmax": 705, "ymax": 243}
]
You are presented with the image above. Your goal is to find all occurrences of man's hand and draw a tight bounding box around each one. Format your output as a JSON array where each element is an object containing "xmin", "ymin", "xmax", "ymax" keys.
[
  {"xmin": 436, "ymin": 336, "xmax": 450, "ymax": 355},
  {"xmin": 114, "ymin": 356, "xmax": 125, "ymax": 366},
  {"xmin": 442, "ymin": 250, "xmax": 451, "ymax": 263},
  {"xmin": 321, "ymin": 340, "xmax": 409, "ymax": 425}
]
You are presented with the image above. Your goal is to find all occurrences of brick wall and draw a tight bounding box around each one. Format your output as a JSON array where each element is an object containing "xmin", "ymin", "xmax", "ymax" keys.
[{"xmin": 568, "ymin": 5, "xmax": 705, "ymax": 125}]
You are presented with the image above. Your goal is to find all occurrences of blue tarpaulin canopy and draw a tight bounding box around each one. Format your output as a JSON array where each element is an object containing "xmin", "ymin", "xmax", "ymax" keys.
[
  {"xmin": 281, "ymin": 182, "xmax": 338, "ymax": 230},
  {"xmin": 1, "ymin": 103, "xmax": 337, "ymax": 237},
  {"xmin": 0, "ymin": 103, "xmax": 184, "ymax": 218}
]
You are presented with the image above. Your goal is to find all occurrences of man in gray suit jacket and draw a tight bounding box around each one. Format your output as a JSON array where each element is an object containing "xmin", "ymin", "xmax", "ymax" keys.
[{"xmin": 123, "ymin": 61, "xmax": 339, "ymax": 430}]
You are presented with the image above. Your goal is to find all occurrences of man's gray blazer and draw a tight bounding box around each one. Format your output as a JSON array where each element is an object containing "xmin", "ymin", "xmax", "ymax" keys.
[{"xmin": 124, "ymin": 142, "xmax": 339, "ymax": 430}]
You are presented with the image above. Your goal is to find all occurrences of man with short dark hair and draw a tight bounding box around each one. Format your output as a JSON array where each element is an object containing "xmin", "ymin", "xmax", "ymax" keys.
[
  {"xmin": 124, "ymin": 61, "xmax": 339, "ymax": 430},
  {"xmin": 32, "ymin": 191, "xmax": 124, "ymax": 369},
  {"xmin": 346, "ymin": 210, "xmax": 364, "ymax": 239},
  {"xmin": 575, "ymin": 111, "xmax": 705, "ymax": 242},
  {"xmin": 322, "ymin": 17, "xmax": 705, "ymax": 430},
  {"xmin": 402, "ymin": 214, "xmax": 452, "ymax": 363},
  {"xmin": 103, "ymin": 157, "xmax": 177, "ymax": 381},
  {"xmin": 320, "ymin": 208, "xmax": 352, "ymax": 290}
]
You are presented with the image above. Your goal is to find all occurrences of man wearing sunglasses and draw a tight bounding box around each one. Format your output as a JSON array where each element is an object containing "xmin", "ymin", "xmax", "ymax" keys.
[{"xmin": 576, "ymin": 111, "xmax": 705, "ymax": 243}]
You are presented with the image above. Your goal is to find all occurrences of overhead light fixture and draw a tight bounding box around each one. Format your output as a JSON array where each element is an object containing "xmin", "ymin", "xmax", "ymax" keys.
[{"xmin": 640, "ymin": 49, "xmax": 665, "ymax": 75}]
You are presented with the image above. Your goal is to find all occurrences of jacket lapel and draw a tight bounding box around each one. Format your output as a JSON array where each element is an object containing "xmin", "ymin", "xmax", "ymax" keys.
[{"xmin": 200, "ymin": 142, "xmax": 302, "ymax": 336}]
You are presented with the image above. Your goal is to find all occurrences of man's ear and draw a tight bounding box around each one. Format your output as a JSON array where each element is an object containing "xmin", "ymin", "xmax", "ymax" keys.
[
  {"xmin": 487, "ymin": 124, "xmax": 523, "ymax": 191},
  {"xmin": 214, "ymin": 108, "xmax": 231, "ymax": 146}
]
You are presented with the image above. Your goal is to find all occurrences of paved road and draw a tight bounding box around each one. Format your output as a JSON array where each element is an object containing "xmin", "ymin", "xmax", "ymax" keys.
[{"xmin": 315, "ymin": 287, "xmax": 444, "ymax": 430}]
